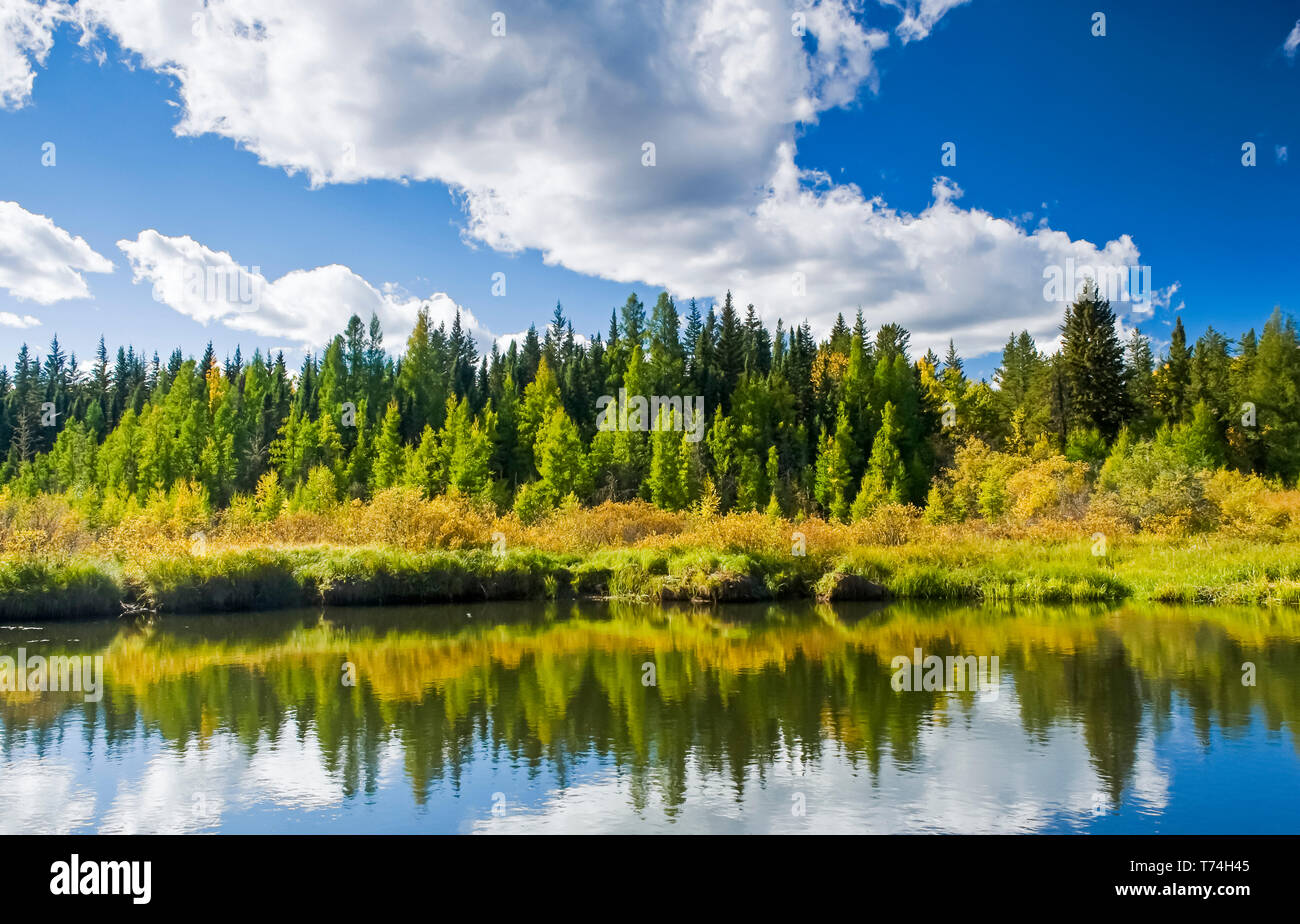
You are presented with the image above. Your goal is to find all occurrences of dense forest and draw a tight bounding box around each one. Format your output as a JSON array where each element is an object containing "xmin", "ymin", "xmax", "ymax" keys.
[{"xmin": 1, "ymin": 280, "xmax": 1297, "ymax": 529}]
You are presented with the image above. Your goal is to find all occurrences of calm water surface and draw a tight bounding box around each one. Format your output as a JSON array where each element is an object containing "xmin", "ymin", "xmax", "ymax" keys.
[{"xmin": 1, "ymin": 601, "xmax": 1297, "ymax": 833}]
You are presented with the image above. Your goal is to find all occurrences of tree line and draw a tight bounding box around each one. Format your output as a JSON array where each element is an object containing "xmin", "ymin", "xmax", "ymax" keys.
[{"xmin": 2, "ymin": 280, "xmax": 1297, "ymax": 522}]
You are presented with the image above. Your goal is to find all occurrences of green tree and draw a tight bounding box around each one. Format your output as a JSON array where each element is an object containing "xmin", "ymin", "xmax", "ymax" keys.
[
  {"xmin": 852, "ymin": 400, "xmax": 906, "ymax": 518},
  {"xmin": 647, "ymin": 407, "xmax": 687, "ymax": 510},
  {"xmin": 814, "ymin": 403, "xmax": 853, "ymax": 521},
  {"xmin": 1153, "ymin": 315, "xmax": 1191, "ymax": 424},
  {"xmin": 371, "ymin": 400, "xmax": 404, "ymax": 490},
  {"xmin": 1245, "ymin": 309, "xmax": 1300, "ymax": 479},
  {"xmin": 1061, "ymin": 280, "xmax": 1130, "ymax": 439},
  {"xmin": 534, "ymin": 407, "xmax": 587, "ymax": 501}
]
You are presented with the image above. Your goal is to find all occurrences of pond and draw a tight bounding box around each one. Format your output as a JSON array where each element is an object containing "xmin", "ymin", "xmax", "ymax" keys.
[{"xmin": 1, "ymin": 601, "xmax": 1297, "ymax": 833}]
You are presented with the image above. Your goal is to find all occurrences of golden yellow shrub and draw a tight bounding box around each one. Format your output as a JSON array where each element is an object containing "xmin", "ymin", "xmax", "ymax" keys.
[
  {"xmin": 510, "ymin": 499, "xmax": 689, "ymax": 552},
  {"xmin": 341, "ymin": 488, "xmax": 495, "ymax": 549},
  {"xmin": 1201, "ymin": 469, "xmax": 1293, "ymax": 537},
  {"xmin": 0, "ymin": 491, "xmax": 92, "ymax": 556},
  {"xmin": 1006, "ymin": 456, "xmax": 1090, "ymax": 522},
  {"xmin": 847, "ymin": 503, "xmax": 927, "ymax": 547}
]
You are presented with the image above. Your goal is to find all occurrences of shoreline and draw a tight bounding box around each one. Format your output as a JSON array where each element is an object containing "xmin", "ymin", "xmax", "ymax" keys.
[{"xmin": 4, "ymin": 536, "xmax": 1300, "ymax": 620}]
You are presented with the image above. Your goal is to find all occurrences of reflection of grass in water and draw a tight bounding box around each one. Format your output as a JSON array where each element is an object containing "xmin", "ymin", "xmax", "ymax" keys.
[
  {"xmin": 6, "ymin": 601, "xmax": 1298, "ymax": 807},
  {"xmin": 99, "ymin": 601, "xmax": 1300, "ymax": 700}
]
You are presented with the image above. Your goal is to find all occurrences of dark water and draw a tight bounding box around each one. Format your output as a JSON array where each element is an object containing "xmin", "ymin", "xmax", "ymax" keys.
[{"xmin": 1, "ymin": 601, "xmax": 1297, "ymax": 834}]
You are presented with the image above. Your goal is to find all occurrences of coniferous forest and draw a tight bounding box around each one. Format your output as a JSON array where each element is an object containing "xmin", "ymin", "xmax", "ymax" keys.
[
  {"xmin": 2, "ymin": 280, "xmax": 1300, "ymax": 621},
  {"xmin": 2, "ymin": 281, "xmax": 1298, "ymax": 530}
]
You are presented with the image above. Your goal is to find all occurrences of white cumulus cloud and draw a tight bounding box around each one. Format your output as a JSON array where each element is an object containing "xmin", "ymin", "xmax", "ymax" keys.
[
  {"xmin": 0, "ymin": 200, "xmax": 114, "ymax": 303},
  {"xmin": 117, "ymin": 229, "xmax": 492, "ymax": 350},
  {"xmin": 0, "ymin": 0, "xmax": 65, "ymax": 109},
  {"xmin": 40, "ymin": 0, "xmax": 1150, "ymax": 357},
  {"xmin": 0, "ymin": 311, "xmax": 41, "ymax": 328}
]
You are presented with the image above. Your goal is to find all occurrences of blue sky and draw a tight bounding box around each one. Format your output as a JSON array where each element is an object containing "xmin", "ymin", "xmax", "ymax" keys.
[{"xmin": 0, "ymin": 0, "xmax": 1296, "ymax": 379}]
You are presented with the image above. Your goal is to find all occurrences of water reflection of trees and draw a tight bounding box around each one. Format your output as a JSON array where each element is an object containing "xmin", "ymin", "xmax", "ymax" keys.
[{"xmin": 1, "ymin": 602, "xmax": 1296, "ymax": 809}]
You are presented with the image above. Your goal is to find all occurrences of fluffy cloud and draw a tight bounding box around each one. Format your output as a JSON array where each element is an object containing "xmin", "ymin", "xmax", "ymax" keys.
[
  {"xmin": 1284, "ymin": 20, "xmax": 1300, "ymax": 60},
  {"xmin": 59, "ymin": 0, "xmax": 1143, "ymax": 357},
  {"xmin": 0, "ymin": 0, "xmax": 63, "ymax": 108},
  {"xmin": 0, "ymin": 311, "xmax": 40, "ymax": 328},
  {"xmin": 0, "ymin": 200, "xmax": 114, "ymax": 303},
  {"xmin": 116, "ymin": 229, "xmax": 491, "ymax": 350}
]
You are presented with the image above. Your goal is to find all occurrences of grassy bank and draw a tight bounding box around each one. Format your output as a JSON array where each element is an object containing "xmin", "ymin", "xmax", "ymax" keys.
[
  {"xmin": 0, "ymin": 556, "xmax": 124, "ymax": 620},
  {"xmin": 4, "ymin": 528, "xmax": 1299, "ymax": 619}
]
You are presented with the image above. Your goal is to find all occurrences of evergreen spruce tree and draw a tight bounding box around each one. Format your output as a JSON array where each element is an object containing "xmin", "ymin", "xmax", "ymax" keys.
[
  {"xmin": 1124, "ymin": 329, "xmax": 1156, "ymax": 435},
  {"xmin": 814, "ymin": 403, "xmax": 853, "ymax": 521},
  {"xmin": 371, "ymin": 400, "xmax": 404, "ymax": 490},
  {"xmin": 852, "ymin": 400, "xmax": 906, "ymax": 519},
  {"xmin": 1060, "ymin": 279, "xmax": 1130, "ymax": 439},
  {"xmin": 1154, "ymin": 315, "xmax": 1191, "ymax": 424}
]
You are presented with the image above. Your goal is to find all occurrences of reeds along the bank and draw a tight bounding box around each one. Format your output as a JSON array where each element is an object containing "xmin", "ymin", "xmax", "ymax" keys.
[
  {"xmin": 0, "ymin": 555, "xmax": 124, "ymax": 620},
  {"xmin": 4, "ymin": 525, "xmax": 1300, "ymax": 619}
]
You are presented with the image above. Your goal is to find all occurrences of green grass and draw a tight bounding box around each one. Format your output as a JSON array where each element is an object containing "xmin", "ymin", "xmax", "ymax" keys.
[
  {"xmin": 0, "ymin": 555, "xmax": 124, "ymax": 620},
  {"xmin": 142, "ymin": 546, "xmax": 575, "ymax": 611},
  {"xmin": 3, "ymin": 533, "xmax": 1300, "ymax": 618},
  {"xmin": 142, "ymin": 548, "xmax": 306, "ymax": 611}
]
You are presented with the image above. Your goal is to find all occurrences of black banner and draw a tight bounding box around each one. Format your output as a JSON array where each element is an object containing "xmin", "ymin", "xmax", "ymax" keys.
[{"xmin": 0, "ymin": 834, "xmax": 1284, "ymax": 910}]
